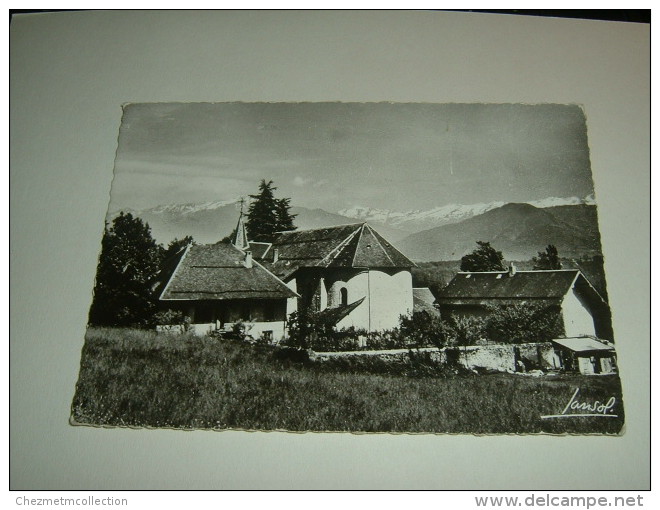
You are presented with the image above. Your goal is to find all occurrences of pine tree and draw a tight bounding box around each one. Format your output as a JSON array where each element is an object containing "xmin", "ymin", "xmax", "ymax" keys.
[
  {"xmin": 533, "ymin": 244, "xmax": 562, "ymax": 270},
  {"xmin": 246, "ymin": 180, "xmax": 296, "ymax": 242},
  {"xmin": 88, "ymin": 212, "xmax": 164, "ymax": 327},
  {"xmin": 246, "ymin": 180, "xmax": 279, "ymax": 242},
  {"xmin": 460, "ymin": 241, "xmax": 506, "ymax": 272},
  {"xmin": 274, "ymin": 197, "xmax": 297, "ymax": 233}
]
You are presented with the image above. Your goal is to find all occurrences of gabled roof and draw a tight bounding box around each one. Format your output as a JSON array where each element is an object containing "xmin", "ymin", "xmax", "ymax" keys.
[
  {"xmin": 262, "ymin": 223, "xmax": 414, "ymax": 280},
  {"xmin": 159, "ymin": 243, "xmax": 298, "ymax": 301},
  {"xmin": 413, "ymin": 287, "xmax": 440, "ymax": 315},
  {"xmin": 552, "ymin": 337, "xmax": 615, "ymax": 353},
  {"xmin": 437, "ymin": 269, "xmax": 602, "ymax": 301}
]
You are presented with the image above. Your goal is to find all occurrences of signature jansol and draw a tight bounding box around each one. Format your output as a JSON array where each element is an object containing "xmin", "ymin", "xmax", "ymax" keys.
[{"xmin": 541, "ymin": 387, "xmax": 618, "ymax": 419}]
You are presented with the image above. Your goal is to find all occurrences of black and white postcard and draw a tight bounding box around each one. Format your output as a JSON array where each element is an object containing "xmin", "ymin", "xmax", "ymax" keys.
[{"xmin": 71, "ymin": 102, "xmax": 624, "ymax": 434}]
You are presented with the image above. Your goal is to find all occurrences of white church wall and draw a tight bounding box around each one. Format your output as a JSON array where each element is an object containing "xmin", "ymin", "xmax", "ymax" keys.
[
  {"xmin": 368, "ymin": 269, "xmax": 413, "ymax": 331},
  {"xmin": 335, "ymin": 270, "xmax": 370, "ymax": 331}
]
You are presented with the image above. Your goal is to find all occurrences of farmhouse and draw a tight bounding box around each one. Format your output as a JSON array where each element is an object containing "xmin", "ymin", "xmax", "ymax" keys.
[
  {"xmin": 154, "ymin": 241, "xmax": 299, "ymax": 338},
  {"xmin": 155, "ymin": 213, "xmax": 415, "ymax": 337},
  {"xmin": 436, "ymin": 267, "xmax": 613, "ymax": 340}
]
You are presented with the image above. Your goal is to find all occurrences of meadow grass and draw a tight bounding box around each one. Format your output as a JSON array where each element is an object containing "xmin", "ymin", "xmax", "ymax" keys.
[{"xmin": 71, "ymin": 327, "xmax": 624, "ymax": 434}]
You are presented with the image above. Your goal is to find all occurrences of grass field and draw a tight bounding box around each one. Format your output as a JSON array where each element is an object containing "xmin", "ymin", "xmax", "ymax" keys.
[{"xmin": 71, "ymin": 328, "xmax": 624, "ymax": 434}]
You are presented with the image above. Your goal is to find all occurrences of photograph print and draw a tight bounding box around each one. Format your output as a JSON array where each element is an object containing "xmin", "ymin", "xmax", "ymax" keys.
[{"xmin": 71, "ymin": 102, "xmax": 623, "ymax": 434}]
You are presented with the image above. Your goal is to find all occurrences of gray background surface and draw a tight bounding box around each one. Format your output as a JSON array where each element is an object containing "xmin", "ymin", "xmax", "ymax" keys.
[{"xmin": 10, "ymin": 11, "xmax": 650, "ymax": 489}]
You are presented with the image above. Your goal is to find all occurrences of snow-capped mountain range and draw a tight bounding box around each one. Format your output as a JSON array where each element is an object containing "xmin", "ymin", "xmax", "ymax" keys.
[
  {"xmin": 339, "ymin": 195, "xmax": 595, "ymax": 232},
  {"xmin": 109, "ymin": 195, "xmax": 596, "ymax": 249}
]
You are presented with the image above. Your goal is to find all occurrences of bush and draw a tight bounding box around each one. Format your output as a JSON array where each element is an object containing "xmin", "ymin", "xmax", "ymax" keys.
[
  {"xmin": 284, "ymin": 310, "xmax": 334, "ymax": 350},
  {"xmin": 484, "ymin": 303, "xmax": 564, "ymax": 344},
  {"xmin": 447, "ymin": 315, "xmax": 487, "ymax": 346},
  {"xmin": 397, "ymin": 312, "xmax": 456, "ymax": 349},
  {"xmin": 153, "ymin": 309, "xmax": 191, "ymax": 332}
]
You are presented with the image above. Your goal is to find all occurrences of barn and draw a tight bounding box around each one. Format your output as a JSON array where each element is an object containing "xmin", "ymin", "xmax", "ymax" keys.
[{"xmin": 435, "ymin": 267, "xmax": 613, "ymax": 340}]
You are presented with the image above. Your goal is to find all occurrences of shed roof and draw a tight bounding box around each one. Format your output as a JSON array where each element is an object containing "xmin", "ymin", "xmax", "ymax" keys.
[
  {"xmin": 413, "ymin": 288, "xmax": 440, "ymax": 315},
  {"xmin": 262, "ymin": 223, "xmax": 414, "ymax": 280},
  {"xmin": 437, "ymin": 270, "xmax": 584, "ymax": 300},
  {"xmin": 160, "ymin": 243, "xmax": 298, "ymax": 301},
  {"xmin": 552, "ymin": 337, "xmax": 615, "ymax": 353}
]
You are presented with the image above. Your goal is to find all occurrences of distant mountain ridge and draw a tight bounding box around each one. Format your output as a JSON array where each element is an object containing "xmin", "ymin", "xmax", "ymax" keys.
[
  {"xmin": 395, "ymin": 202, "xmax": 602, "ymax": 262},
  {"xmin": 339, "ymin": 195, "xmax": 595, "ymax": 233},
  {"xmin": 110, "ymin": 201, "xmax": 408, "ymax": 245},
  {"xmin": 109, "ymin": 196, "xmax": 600, "ymax": 260}
]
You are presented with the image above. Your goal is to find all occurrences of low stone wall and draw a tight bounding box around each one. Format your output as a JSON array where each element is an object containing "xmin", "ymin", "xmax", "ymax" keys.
[{"xmin": 313, "ymin": 342, "xmax": 558, "ymax": 373}]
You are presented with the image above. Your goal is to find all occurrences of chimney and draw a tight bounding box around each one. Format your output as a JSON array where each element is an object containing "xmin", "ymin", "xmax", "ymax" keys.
[
  {"xmin": 508, "ymin": 263, "xmax": 516, "ymax": 277},
  {"xmin": 244, "ymin": 250, "xmax": 253, "ymax": 268},
  {"xmin": 272, "ymin": 248, "xmax": 279, "ymax": 263}
]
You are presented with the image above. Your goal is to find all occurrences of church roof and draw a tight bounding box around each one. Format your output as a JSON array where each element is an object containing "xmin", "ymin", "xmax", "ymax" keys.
[
  {"xmin": 261, "ymin": 223, "xmax": 415, "ymax": 280},
  {"xmin": 159, "ymin": 243, "xmax": 298, "ymax": 301}
]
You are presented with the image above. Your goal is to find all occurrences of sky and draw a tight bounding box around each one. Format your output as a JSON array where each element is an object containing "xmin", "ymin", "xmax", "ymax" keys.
[{"xmin": 109, "ymin": 102, "xmax": 595, "ymax": 213}]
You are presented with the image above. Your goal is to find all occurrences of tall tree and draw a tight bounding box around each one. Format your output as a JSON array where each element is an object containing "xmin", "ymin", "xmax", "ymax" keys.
[
  {"xmin": 246, "ymin": 180, "xmax": 296, "ymax": 242},
  {"xmin": 88, "ymin": 212, "xmax": 164, "ymax": 327},
  {"xmin": 460, "ymin": 241, "xmax": 506, "ymax": 272},
  {"xmin": 533, "ymin": 244, "xmax": 562, "ymax": 270},
  {"xmin": 246, "ymin": 180, "xmax": 279, "ymax": 242},
  {"xmin": 274, "ymin": 197, "xmax": 297, "ymax": 233}
]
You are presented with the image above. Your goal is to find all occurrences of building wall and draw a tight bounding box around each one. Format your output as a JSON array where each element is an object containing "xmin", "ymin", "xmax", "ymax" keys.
[
  {"xmin": 285, "ymin": 279, "xmax": 298, "ymax": 316},
  {"xmin": 367, "ymin": 269, "xmax": 413, "ymax": 331},
  {"xmin": 330, "ymin": 269, "xmax": 413, "ymax": 331},
  {"xmin": 163, "ymin": 299, "xmax": 288, "ymax": 340},
  {"xmin": 333, "ymin": 270, "xmax": 370, "ymax": 330},
  {"xmin": 562, "ymin": 288, "xmax": 597, "ymax": 337},
  {"xmin": 190, "ymin": 320, "xmax": 286, "ymax": 340}
]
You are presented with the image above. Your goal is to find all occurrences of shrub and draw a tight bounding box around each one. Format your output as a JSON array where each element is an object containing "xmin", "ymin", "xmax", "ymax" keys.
[
  {"xmin": 447, "ymin": 315, "xmax": 487, "ymax": 346},
  {"xmin": 484, "ymin": 303, "xmax": 564, "ymax": 344},
  {"xmin": 397, "ymin": 312, "xmax": 456, "ymax": 349},
  {"xmin": 153, "ymin": 309, "xmax": 191, "ymax": 332},
  {"xmin": 284, "ymin": 310, "xmax": 334, "ymax": 350}
]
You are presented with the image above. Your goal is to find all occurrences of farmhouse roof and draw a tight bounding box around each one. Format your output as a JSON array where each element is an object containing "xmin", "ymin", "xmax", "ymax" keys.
[
  {"xmin": 552, "ymin": 337, "xmax": 615, "ymax": 353},
  {"xmin": 261, "ymin": 223, "xmax": 415, "ymax": 280},
  {"xmin": 437, "ymin": 269, "xmax": 604, "ymax": 302},
  {"xmin": 159, "ymin": 243, "xmax": 298, "ymax": 301}
]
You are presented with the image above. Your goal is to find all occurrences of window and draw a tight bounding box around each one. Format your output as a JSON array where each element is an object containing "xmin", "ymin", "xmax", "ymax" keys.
[{"xmin": 340, "ymin": 287, "xmax": 348, "ymax": 306}]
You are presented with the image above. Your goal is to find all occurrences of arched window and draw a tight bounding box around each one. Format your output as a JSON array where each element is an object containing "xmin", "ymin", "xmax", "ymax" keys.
[{"xmin": 340, "ymin": 287, "xmax": 348, "ymax": 306}]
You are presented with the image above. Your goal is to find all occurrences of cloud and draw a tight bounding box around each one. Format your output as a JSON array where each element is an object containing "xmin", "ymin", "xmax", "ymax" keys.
[{"xmin": 293, "ymin": 176, "xmax": 328, "ymax": 188}]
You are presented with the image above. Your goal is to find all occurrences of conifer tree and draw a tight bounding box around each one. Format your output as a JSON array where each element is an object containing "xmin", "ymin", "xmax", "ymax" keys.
[
  {"xmin": 274, "ymin": 197, "xmax": 297, "ymax": 233},
  {"xmin": 246, "ymin": 180, "xmax": 296, "ymax": 242},
  {"xmin": 88, "ymin": 212, "xmax": 164, "ymax": 327}
]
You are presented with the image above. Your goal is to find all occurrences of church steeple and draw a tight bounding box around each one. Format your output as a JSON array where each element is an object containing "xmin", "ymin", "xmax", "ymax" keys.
[{"xmin": 233, "ymin": 199, "xmax": 249, "ymax": 250}]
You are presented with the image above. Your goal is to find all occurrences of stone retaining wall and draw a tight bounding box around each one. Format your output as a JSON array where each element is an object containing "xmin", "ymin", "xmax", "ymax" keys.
[{"xmin": 313, "ymin": 342, "xmax": 558, "ymax": 373}]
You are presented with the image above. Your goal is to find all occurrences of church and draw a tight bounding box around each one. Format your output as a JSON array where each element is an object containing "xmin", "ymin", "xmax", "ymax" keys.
[{"xmin": 154, "ymin": 212, "xmax": 416, "ymax": 340}]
